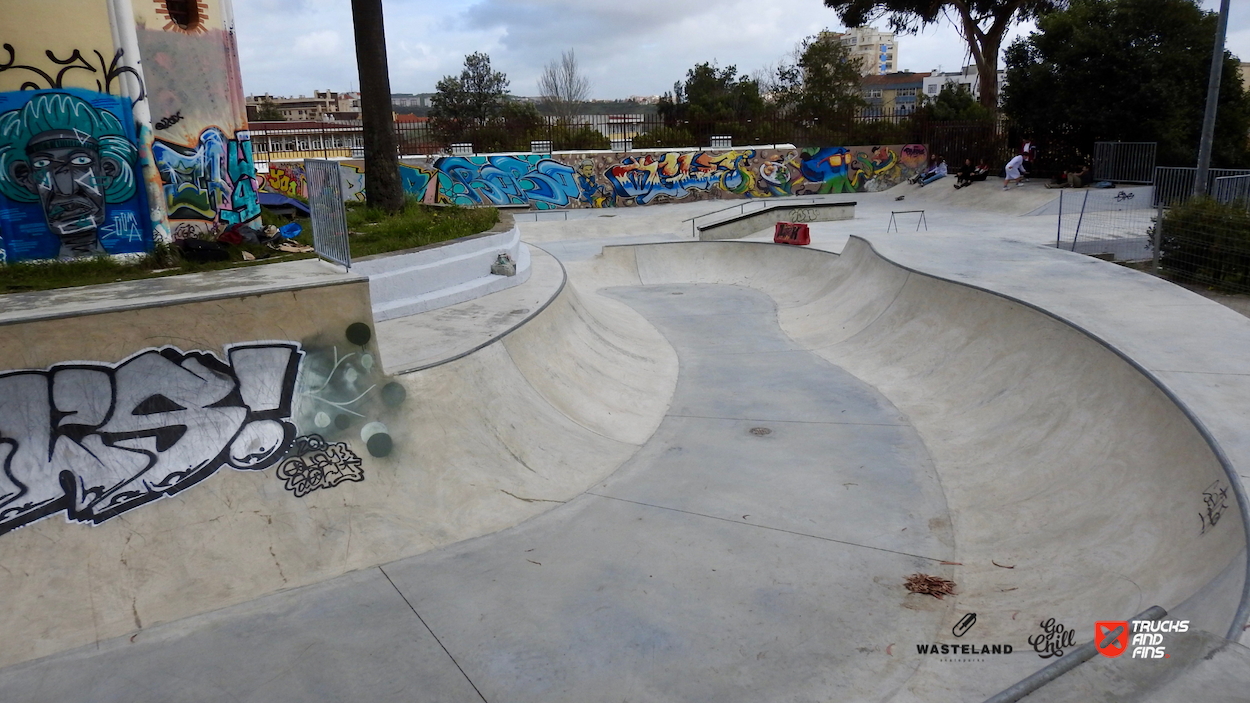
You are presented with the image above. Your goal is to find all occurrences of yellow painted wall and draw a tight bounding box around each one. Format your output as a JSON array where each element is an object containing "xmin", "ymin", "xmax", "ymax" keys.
[{"xmin": 0, "ymin": 0, "xmax": 120, "ymax": 94}]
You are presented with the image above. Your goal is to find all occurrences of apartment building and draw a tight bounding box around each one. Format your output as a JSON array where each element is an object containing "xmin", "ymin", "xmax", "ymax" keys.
[{"xmin": 825, "ymin": 26, "xmax": 898, "ymax": 76}]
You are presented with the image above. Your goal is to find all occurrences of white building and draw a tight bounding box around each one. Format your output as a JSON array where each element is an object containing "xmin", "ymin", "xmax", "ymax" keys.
[
  {"xmin": 922, "ymin": 65, "xmax": 1007, "ymax": 104},
  {"xmin": 826, "ymin": 27, "xmax": 898, "ymax": 76}
]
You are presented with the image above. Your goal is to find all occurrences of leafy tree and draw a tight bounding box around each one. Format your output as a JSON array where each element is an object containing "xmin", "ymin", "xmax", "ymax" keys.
[
  {"xmin": 917, "ymin": 83, "xmax": 993, "ymax": 121},
  {"xmin": 430, "ymin": 52, "xmax": 510, "ymax": 124},
  {"xmin": 1003, "ymin": 0, "xmax": 1250, "ymax": 167},
  {"xmin": 254, "ymin": 98, "xmax": 284, "ymax": 121},
  {"xmin": 539, "ymin": 49, "xmax": 591, "ymax": 120},
  {"xmin": 770, "ymin": 33, "xmax": 868, "ymax": 123},
  {"xmin": 659, "ymin": 63, "xmax": 765, "ymax": 124},
  {"xmin": 823, "ymin": 0, "xmax": 1063, "ymax": 109}
]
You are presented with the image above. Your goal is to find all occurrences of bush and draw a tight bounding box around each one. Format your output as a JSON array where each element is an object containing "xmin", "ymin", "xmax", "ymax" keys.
[
  {"xmin": 1158, "ymin": 197, "xmax": 1250, "ymax": 290},
  {"xmin": 551, "ymin": 125, "xmax": 609, "ymax": 151},
  {"xmin": 633, "ymin": 126, "xmax": 695, "ymax": 149}
]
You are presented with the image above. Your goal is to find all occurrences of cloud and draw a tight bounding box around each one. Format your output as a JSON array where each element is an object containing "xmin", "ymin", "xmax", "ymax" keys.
[{"xmin": 231, "ymin": 0, "xmax": 1250, "ymax": 98}]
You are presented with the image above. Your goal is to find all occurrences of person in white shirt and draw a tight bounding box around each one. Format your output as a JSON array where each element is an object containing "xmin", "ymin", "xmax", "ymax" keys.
[{"xmin": 1003, "ymin": 154, "xmax": 1025, "ymax": 190}]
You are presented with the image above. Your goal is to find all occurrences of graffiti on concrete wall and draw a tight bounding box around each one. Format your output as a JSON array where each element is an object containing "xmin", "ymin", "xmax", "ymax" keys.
[
  {"xmin": 262, "ymin": 162, "xmax": 306, "ymax": 199},
  {"xmin": 294, "ymin": 322, "xmax": 406, "ymax": 460},
  {"xmin": 260, "ymin": 144, "xmax": 929, "ymax": 210},
  {"xmin": 0, "ymin": 89, "xmax": 153, "ymax": 261},
  {"xmin": 275, "ymin": 434, "xmax": 364, "ymax": 497},
  {"xmin": 0, "ymin": 45, "xmax": 146, "ymax": 106},
  {"xmin": 153, "ymin": 127, "xmax": 261, "ymax": 228},
  {"xmin": 0, "ymin": 343, "xmax": 302, "ymax": 536}
]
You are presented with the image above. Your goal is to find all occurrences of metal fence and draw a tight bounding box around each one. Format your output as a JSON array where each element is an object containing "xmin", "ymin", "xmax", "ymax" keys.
[
  {"xmin": 248, "ymin": 113, "xmax": 1017, "ymax": 166},
  {"xmin": 1151, "ymin": 166, "xmax": 1250, "ymax": 293},
  {"xmin": 1153, "ymin": 166, "xmax": 1250, "ymax": 207},
  {"xmin": 1092, "ymin": 142, "xmax": 1157, "ymax": 184},
  {"xmin": 1056, "ymin": 187, "xmax": 1156, "ymax": 262},
  {"xmin": 1212, "ymin": 174, "xmax": 1250, "ymax": 208},
  {"xmin": 304, "ymin": 159, "xmax": 351, "ymax": 269}
]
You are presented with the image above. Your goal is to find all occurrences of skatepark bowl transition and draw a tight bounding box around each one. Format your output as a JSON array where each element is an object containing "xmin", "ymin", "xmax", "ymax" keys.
[{"xmin": 3, "ymin": 182, "xmax": 1250, "ymax": 702}]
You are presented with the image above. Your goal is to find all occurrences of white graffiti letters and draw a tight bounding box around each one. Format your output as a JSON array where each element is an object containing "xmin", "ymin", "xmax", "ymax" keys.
[{"xmin": 0, "ymin": 344, "xmax": 302, "ymax": 534}]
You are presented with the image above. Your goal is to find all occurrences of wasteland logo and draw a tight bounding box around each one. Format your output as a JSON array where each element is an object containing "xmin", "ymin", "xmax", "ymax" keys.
[{"xmin": 915, "ymin": 613, "xmax": 1014, "ymax": 660}]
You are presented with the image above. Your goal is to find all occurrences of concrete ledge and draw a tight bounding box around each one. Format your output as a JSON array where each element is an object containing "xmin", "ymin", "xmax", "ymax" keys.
[
  {"xmin": 353, "ymin": 221, "xmax": 531, "ymax": 321},
  {"xmin": 696, "ymin": 201, "xmax": 855, "ymax": 241}
]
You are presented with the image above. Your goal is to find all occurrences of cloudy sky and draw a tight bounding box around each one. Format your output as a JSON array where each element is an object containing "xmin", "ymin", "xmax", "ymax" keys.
[{"xmin": 234, "ymin": 0, "xmax": 1250, "ymax": 99}]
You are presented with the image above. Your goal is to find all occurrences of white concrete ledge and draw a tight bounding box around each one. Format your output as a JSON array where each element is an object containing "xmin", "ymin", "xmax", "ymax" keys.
[{"xmin": 353, "ymin": 224, "xmax": 531, "ymax": 321}]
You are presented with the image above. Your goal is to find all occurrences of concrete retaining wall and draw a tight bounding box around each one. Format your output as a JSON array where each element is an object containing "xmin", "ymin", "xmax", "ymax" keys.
[
  {"xmin": 696, "ymin": 201, "xmax": 856, "ymax": 241},
  {"xmin": 354, "ymin": 218, "xmax": 530, "ymax": 321}
]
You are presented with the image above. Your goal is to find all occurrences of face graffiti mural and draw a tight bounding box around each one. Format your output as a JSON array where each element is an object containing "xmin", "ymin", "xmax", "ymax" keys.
[
  {"xmin": 0, "ymin": 344, "xmax": 302, "ymax": 536},
  {"xmin": 0, "ymin": 89, "xmax": 151, "ymax": 260}
]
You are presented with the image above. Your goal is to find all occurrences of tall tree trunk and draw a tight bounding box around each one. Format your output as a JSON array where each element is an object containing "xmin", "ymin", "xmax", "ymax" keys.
[
  {"xmin": 351, "ymin": 0, "xmax": 403, "ymax": 213},
  {"xmin": 954, "ymin": 1, "xmax": 1015, "ymax": 111}
]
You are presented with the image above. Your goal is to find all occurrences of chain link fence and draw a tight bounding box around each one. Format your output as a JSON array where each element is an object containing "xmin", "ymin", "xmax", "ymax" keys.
[
  {"xmin": 1056, "ymin": 187, "xmax": 1156, "ymax": 262},
  {"xmin": 1153, "ymin": 167, "xmax": 1250, "ymax": 293},
  {"xmin": 304, "ymin": 159, "xmax": 351, "ymax": 270}
]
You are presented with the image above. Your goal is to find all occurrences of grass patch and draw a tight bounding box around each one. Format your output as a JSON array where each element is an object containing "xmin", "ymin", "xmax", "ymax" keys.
[
  {"xmin": 0, "ymin": 242, "xmax": 315, "ymax": 294},
  {"xmin": 345, "ymin": 200, "xmax": 499, "ymax": 258},
  {"xmin": 0, "ymin": 200, "xmax": 499, "ymax": 294}
]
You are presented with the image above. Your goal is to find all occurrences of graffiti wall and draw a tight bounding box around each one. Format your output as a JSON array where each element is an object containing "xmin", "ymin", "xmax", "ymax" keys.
[
  {"xmin": 0, "ymin": 0, "xmax": 258, "ymax": 258},
  {"xmin": 260, "ymin": 144, "xmax": 928, "ymax": 211},
  {"xmin": 137, "ymin": 0, "xmax": 260, "ymax": 236},
  {"xmin": 0, "ymin": 316, "xmax": 405, "ymax": 537},
  {"xmin": 0, "ymin": 89, "xmax": 153, "ymax": 261}
]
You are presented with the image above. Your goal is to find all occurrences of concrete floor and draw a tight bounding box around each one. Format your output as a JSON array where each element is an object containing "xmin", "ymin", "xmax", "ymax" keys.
[
  {"xmin": 0, "ymin": 281, "xmax": 955, "ymax": 702},
  {"xmin": 5, "ymin": 182, "xmax": 1250, "ymax": 701}
]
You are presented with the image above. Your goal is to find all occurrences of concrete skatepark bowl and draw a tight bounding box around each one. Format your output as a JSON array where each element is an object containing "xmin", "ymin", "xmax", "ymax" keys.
[{"xmin": 1, "ymin": 186, "xmax": 1250, "ymax": 701}]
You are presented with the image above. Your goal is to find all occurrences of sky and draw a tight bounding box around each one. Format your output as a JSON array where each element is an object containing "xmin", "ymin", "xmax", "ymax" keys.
[{"xmin": 234, "ymin": 0, "xmax": 1250, "ymax": 100}]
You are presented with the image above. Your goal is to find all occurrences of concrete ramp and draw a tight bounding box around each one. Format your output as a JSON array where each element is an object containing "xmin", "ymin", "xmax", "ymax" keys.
[{"xmin": 1, "ymin": 233, "xmax": 1248, "ymax": 701}]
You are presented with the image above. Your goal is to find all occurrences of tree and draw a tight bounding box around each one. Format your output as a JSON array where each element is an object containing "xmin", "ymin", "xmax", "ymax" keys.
[
  {"xmin": 823, "ymin": 0, "xmax": 1063, "ymax": 109},
  {"xmin": 351, "ymin": 0, "xmax": 402, "ymax": 213},
  {"xmin": 430, "ymin": 52, "xmax": 510, "ymax": 124},
  {"xmin": 770, "ymin": 33, "xmax": 868, "ymax": 123},
  {"xmin": 538, "ymin": 49, "xmax": 590, "ymax": 120},
  {"xmin": 917, "ymin": 83, "xmax": 993, "ymax": 121},
  {"xmin": 1003, "ymin": 0, "xmax": 1250, "ymax": 167},
  {"xmin": 658, "ymin": 63, "xmax": 765, "ymax": 124},
  {"xmin": 254, "ymin": 98, "xmax": 284, "ymax": 121}
]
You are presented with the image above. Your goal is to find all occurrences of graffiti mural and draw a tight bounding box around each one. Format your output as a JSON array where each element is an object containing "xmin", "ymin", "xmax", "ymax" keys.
[
  {"xmin": 0, "ymin": 89, "xmax": 152, "ymax": 260},
  {"xmin": 275, "ymin": 434, "xmax": 364, "ymax": 497},
  {"xmin": 0, "ymin": 45, "xmax": 146, "ymax": 107},
  {"xmin": 436, "ymin": 155, "xmax": 581, "ymax": 210},
  {"xmin": 263, "ymin": 162, "xmax": 306, "ymax": 199},
  {"xmin": 259, "ymin": 144, "xmax": 929, "ymax": 211},
  {"xmin": 153, "ymin": 127, "xmax": 260, "ymax": 227},
  {"xmin": 0, "ymin": 343, "xmax": 302, "ymax": 536}
]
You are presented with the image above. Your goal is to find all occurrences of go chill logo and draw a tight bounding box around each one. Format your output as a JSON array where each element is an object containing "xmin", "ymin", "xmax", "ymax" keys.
[{"xmin": 1095, "ymin": 620, "xmax": 1189, "ymax": 659}]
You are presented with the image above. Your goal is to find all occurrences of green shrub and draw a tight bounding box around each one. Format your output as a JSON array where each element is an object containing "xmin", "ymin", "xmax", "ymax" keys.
[
  {"xmin": 1159, "ymin": 196, "xmax": 1250, "ymax": 290},
  {"xmin": 633, "ymin": 126, "xmax": 695, "ymax": 149}
]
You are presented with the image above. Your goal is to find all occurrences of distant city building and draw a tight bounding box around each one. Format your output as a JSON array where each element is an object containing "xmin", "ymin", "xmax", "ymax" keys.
[
  {"xmin": 391, "ymin": 93, "xmax": 436, "ymax": 108},
  {"xmin": 861, "ymin": 71, "xmax": 930, "ymax": 116},
  {"xmin": 246, "ymin": 90, "xmax": 359, "ymax": 121},
  {"xmin": 825, "ymin": 27, "xmax": 898, "ymax": 76},
  {"xmin": 922, "ymin": 65, "xmax": 1007, "ymax": 105}
]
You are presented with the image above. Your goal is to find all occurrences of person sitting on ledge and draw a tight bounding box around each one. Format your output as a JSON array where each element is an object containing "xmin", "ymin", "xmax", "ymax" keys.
[
  {"xmin": 909, "ymin": 155, "xmax": 938, "ymax": 184},
  {"xmin": 954, "ymin": 158, "xmax": 975, "ymax": 189},
  {"xmin": 918, "ymin": 156, "xmax": 947, "ymax": 186}
]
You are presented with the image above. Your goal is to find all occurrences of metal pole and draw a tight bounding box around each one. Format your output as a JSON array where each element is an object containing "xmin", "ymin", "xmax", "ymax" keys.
[
  {"xmin": 1056, "ymin": 190, "xmax": 1064, "ymax": 249},
  {"xmin": 1154, "ymin": 200, "xmax": 1164, "ymax": 273},
  {"xmin": 1070, "ymin": 190, "xmax": 1089, "ymax": 252},
  {"xmin": 1194, "ymin": 0, "xmax": 1231, "ymax": 197},
  {"xmin": 983, "ymin": 606, "xmax": 1167, "ymax": 703}
]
